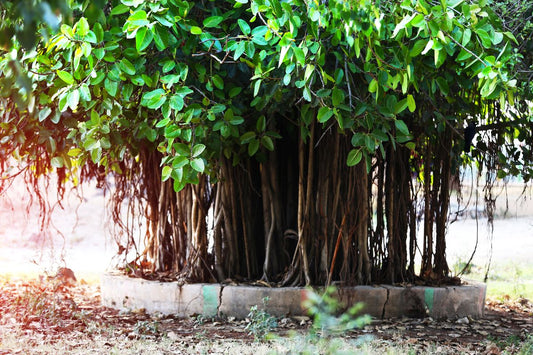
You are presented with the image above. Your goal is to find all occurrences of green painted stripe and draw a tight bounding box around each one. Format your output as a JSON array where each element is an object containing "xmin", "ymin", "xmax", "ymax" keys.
[
  {"xmin": 202, "ymin": 285, "xmax": 219, "ymax": 316},
  {"xmin": 424, "ymin": 288, "xmax": 434, "ymax": 313}
]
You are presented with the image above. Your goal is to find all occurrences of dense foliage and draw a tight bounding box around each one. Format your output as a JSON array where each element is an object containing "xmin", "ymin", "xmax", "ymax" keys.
[{"xmin": 1, "ymin": 0, "xmax": 532, "ymax": 285}]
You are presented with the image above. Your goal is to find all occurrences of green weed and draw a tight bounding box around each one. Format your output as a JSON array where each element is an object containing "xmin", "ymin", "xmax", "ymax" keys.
[
  {"xmin": 304, "ymin": 286, "xmax": 372, "ymax": 338},
  {"xmin": 245, "ymin": 296, "xmax": 278, "ymax": 341},
  {"xmin": 270, "ymin": 286, "xmax": 372, "ymax": 354}
]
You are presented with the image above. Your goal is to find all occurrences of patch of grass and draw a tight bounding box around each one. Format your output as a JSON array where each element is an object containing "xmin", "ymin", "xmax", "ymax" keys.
[
  {"xmin": 488, "ymin": 335, "xmax": 533, "ymax": 355},
  {"xmin": 517, "ymin": 335, "xmax": 533, "ymax": 355},
  {"xmin": 485, "ymin": 281, "xmax": 533, "ymax": 300},
  {"xmin": 456, "ymin": 260, "xmax": 533, "ymax": 300}
]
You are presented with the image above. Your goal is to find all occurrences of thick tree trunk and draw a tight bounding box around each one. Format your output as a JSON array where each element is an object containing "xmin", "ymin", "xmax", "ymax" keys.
[{"xmin": 123, "ymin": 110, "xmax": 457, "ymax": 287}]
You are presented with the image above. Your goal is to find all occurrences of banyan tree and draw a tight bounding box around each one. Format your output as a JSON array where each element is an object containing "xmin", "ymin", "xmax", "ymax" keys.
[{"xmin": 0, "ymin": 0, "xmax": 532, "ymax": 286}]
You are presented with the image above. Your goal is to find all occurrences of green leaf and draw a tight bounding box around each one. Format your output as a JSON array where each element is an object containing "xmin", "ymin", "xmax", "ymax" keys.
[
  {"xmin": 261, "ymin": 136, "xmax": 274, "ymax": 151},
  {"xmin": 122, "ymin": 83, "xmax": 133, "ymax": 101},
  {"xmin": 256, "ymin": 115, "xmax": 266, "ymax": 132},
  {"xmin": 212, "ymin": 75, "xmax": 224, "ymax": 90},
  {"xmin": 270, "ymin": 0, "xmax": 283, "ymax": 16},
  {"xmin": 278, "ymin": 45, "xmax": 290, "ymax": 67},
  {"xmin": 492, "ymin": 31, "xmax": 503, "ymax": 45},
  {"xmin": 51, "ymin": 156, "xmax": 64, "ymax": 168},
  {"xmin": 229, "ymin": 87, "xmax": 242, "ymax": 98},
  {"xmin": 127, "ymin": 10, "xmax": 149, "ymax": 27},
  {"xmin": 165, "ymin": 125, "xmax": 181, "ymax": 138},
  {"xmin": 234, "ymin": 41, "xmax": 246, "ymax": 59},
  {"xmin": 245, "ymin": 41, "xmax": 255, "ymax": 58},
  {"xmin": 170, "ymin": 95, "xmax": 184, "ymax": 111},
  {"xmin": 317, "ymin": 107, "xmax": 333, "ymax": 123},
  {"xmin": 316, "ymin": 89, "xmax": 331, "ymax": 98},
  {"xmin": 253, "ymin": 79, "xmax": 261, "ymax": 96},
  {"xmin": 392, "ymin": 14, "xmax": 415, "ymax": 38},
  {"xmin": 190, "ymin": 26, "xmax": 202, "ymax": 35},
  {"xmin": 365, "ymin": 135, "xmax": 375, "ymax": 151},
  {"xmin": 238, "ymin": 19, "xmax": 251, "ymax": 35},
  {"xmin": 406, "ymin": 142, "xmax": 416, "ymax": 150},
  {"xmin": 332, "ymin": 88, "xmax": 344, "ymax": 106},
  {"xmin": 461, "ymin": 28, "xmax": 472, "ymax": 46},
  {"xmin": 68, "ymin": 148, "xmax": 82, "ymax": 157},
  {"xmin": 394, "ymin": 99, "xmax": 408, "ymax": 114},
  {"xmin": 38, "ymin": 107, "xmax": 52, "ymax": 122},
  {"xmin": 229, "ymin": 116, "xmax": 244, "ymax": 125},
  {"xmin": 57, "ymin": 70, "xmax": 74, "ymax": 85},
  {"xmin": 503, "ymin": 31, "xmax": 518, "ymax": 45},
  {"xmin": 93, "ymin": 48, "xmax": 105, "ymax": 61},
  {"xmin": 475, "ymin": 29, "xmax": 492, "ymax": 48},
  {"xmin": 154, "ymin": 14, "xmax": 173, "ymax": 27},
  {"xmin": 480, "ymin": 77, "xmax": 498, "ymax": 98},
  {"xmin": 211, "ymin": 104, "xmax": 226, "ymax": 113},
  {"xmin": 75, "ymin": 17, "xmax": 90, "ymax": 37},
  {"xmin": 248, "ymin": 139, "xmax": 260, "ymax": 156},
  {"xmin": 410, "ymin": 39, "xmax": 426, "ymax": 57},
  {"xmin": 162, "ymin": 61, "xmax": 176, "ymax": 73},
  {"xmin": 411, "ymin": 14, "xmax": 425, "ymax": 27},
  {"xmin": 293, "ymin": 46, "xmax": 305, "ymax": 65},
  {"xmin": 241, "ymin": 132, "xmax": 256, "ymax": 143},
  {"xmin": 173, "ymin": 173, "xmax": 186, "ymax": 192},
  {"xmin": 136, "ymin": 27, "xmax": 153, "ymax": 52},
  {"xmin": 434, "ymin": 48, "xmax": 446, "ymax": 68},
  {"xmin": 156, "ymin": 117, "xmax": 170, "ymax": 128},
  {"xmin": 395, "ymin": 120, "xmax": 409, "ymax": 135},
  {"xmin": 162, "ymin": 166, "xmax": 172, "ymax": 181},
  {"xmin": 191, "ymin": 158, "xmax": 205, "ymax": 172},
  {"xmin": 302, "ymin": 87, "xmax": 311, "ymax": 102},
  {"xmin": 203, "ymin": 16, "xmax": 224, "ymax": 28},
  {"xmin": 172, "ymin": 156, "xmax": 188, "ymax": 168},
  {"xmin": 104, "ymin": 78, "xmax": 118, "ymax": 97},
  {"xmin": 368, "ymin": 79, "xmax": 378, "ymax": 93},
  {"xmin": 421, "ymin": 39, "xmax": 433, "ymax": 55},
  {"xmin": 119, "ymin": 58, "xmax": 136, "ymax": 75},
  {"xmin": 192, "ymin": 144, "xmax": 206, "ymax": 157},
  {"xmin": 347, "ymin": 149, "xmax": 362, "ymax": 167},
  {"xmin": 436, "ymin": 77, "xmax": 449, "ymax": 95},
  {"xmin": 456, "ymin": 49, "xmax": 472, "ymax": 61},
  {"xmin": 142, "ymin": 89, "xmax": 167, "ymax": 109},
  {"xmin": 407, "ymin": 94, "xmax": 416, "ymax": 112},
  {"xmin": 111, "ymin": 4, "xmax": 129, "ymax": 16},
  {"xmin": 67, "ymin": 89, "xmax": 80, "ymax": 110}
]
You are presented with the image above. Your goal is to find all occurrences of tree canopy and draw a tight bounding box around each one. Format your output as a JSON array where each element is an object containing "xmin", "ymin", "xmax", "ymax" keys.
[{"xmin": 1, "ymin": 0, "xmax": 532, "ymax": 286}]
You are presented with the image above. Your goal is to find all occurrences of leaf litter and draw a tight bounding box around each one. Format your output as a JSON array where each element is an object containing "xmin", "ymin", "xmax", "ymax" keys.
[{"xmin": 0, "ymin": 275, "xmax": 531, "ymax": 354}]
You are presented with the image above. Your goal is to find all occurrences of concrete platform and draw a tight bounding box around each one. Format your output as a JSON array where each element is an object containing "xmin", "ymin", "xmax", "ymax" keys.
[{"xmin": 101, "ymin": 274, "xmax": 486, "ymax": 320}]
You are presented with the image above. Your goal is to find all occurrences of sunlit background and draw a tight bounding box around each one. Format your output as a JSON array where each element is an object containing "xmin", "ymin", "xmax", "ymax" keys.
[{"xmin": 0, "ymin": 175, "xmax": 116, "ymax": 282}]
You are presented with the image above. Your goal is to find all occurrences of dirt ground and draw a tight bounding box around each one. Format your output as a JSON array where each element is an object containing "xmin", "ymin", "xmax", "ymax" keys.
[
  {"xmin": 0, "ymin": 277, "xmax": 531, "ymax": 354},
  {"xmin": 0, "ymin": 178, "xmax": 533, "ymax": 354}
]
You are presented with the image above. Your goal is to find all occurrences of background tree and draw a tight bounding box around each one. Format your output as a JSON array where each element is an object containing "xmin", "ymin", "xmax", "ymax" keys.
[{"xmin": 1, "ymin": 0, "xmax": 531, "ymax": 286}]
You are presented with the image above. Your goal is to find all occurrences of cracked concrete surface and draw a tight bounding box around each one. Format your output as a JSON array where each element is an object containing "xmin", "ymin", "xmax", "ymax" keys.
[{"xmin": 381, "ymin": 287, "xmax": 390, "ymax": 319}]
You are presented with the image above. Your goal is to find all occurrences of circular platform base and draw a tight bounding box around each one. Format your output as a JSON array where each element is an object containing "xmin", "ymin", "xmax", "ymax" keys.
[{"xmin": 101, "ymin": 274, "xmax": 486, "ymax": 320}]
